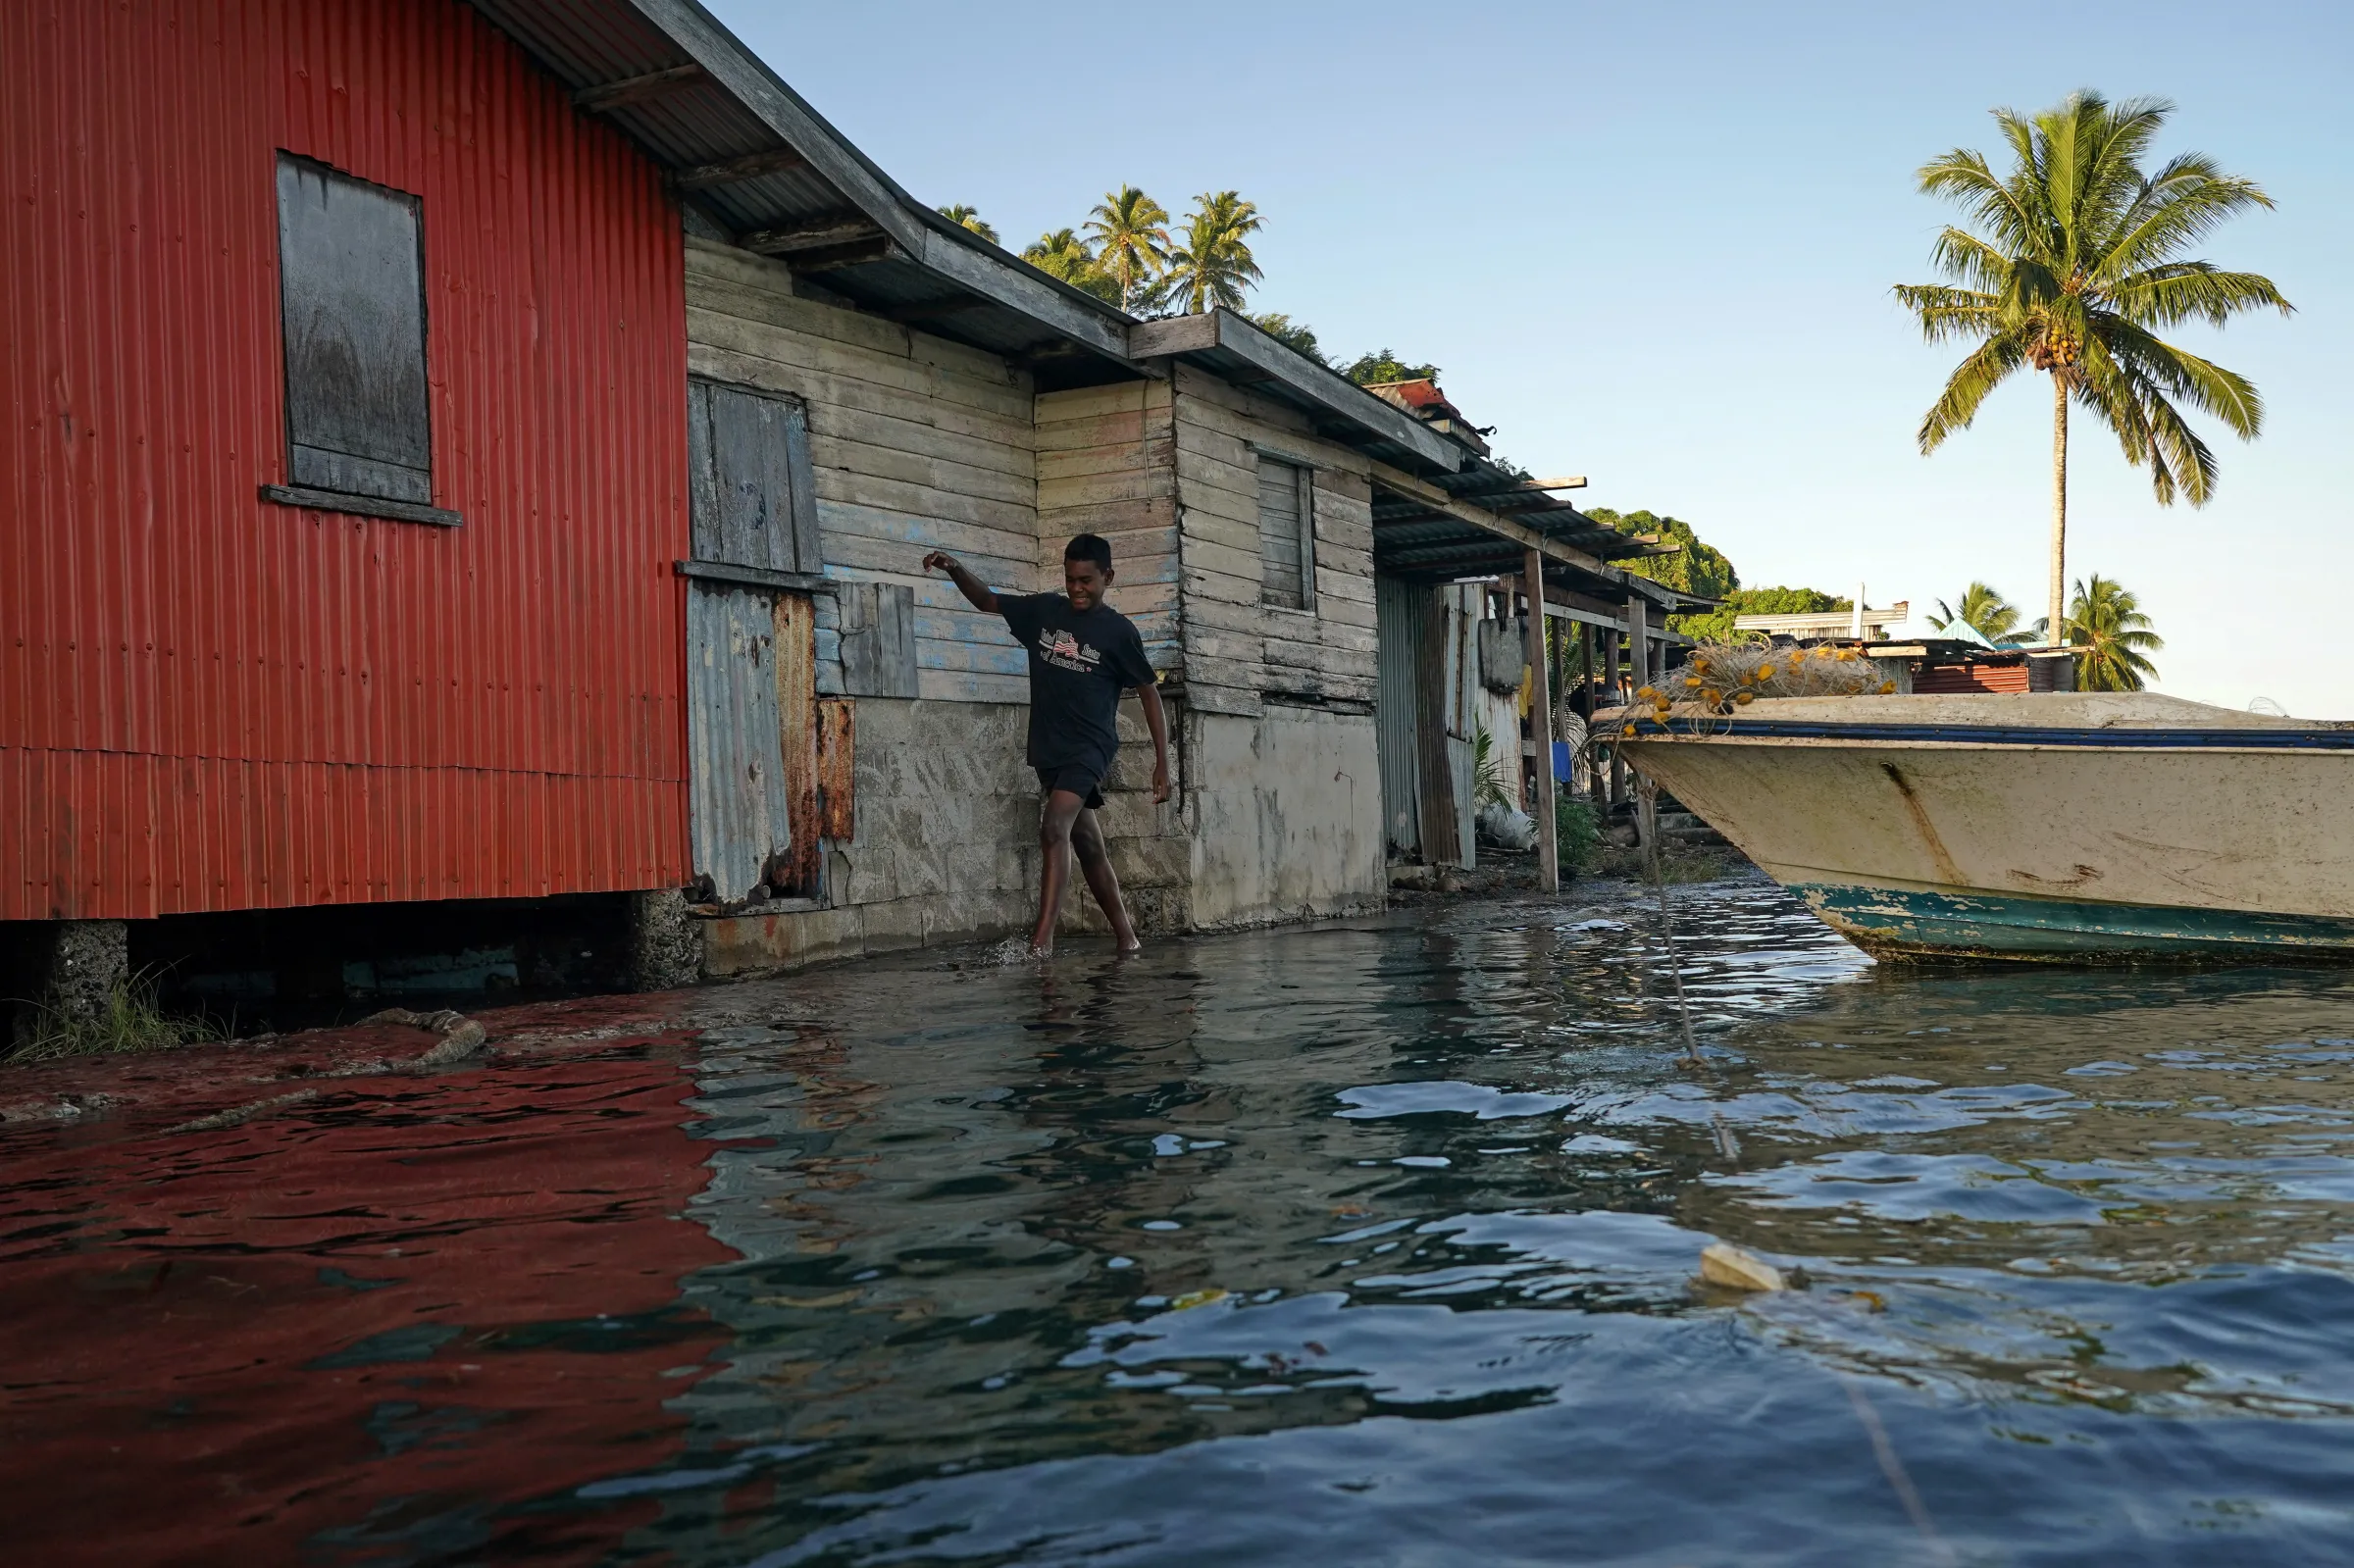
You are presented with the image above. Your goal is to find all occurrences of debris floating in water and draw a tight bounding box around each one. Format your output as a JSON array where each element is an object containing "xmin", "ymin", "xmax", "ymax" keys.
[{"xmin": 1700, "ymin": 1241, "xmax": 1786, "ymax": 1292}]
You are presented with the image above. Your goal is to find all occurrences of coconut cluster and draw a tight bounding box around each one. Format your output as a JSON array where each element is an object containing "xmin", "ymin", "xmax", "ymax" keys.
[{"xmin": 1617, "ymin": 640, "xmax": 1896, "ymax": 735}]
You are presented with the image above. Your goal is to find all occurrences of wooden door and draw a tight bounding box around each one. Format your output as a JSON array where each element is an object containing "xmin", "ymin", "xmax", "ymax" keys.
[
  {"xmin": 682, "ymin": 378, "xmax": 822, "ymax": 899},
  {"xmin": 686, "ymin": 582, "xmax": 792, "ymax": 900}
]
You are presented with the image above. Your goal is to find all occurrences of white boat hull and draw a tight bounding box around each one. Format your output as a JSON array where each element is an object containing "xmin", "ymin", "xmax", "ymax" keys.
[{"xmin": 1611, "ymin": 694, "xmax": 2354, "ymax": 961}]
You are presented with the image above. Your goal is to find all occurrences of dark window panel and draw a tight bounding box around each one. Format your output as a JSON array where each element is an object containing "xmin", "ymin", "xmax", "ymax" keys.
[
  {"xmin": 1258, "ymin": 455, "xmax": 1311, "ymax": 610},
  {"xmin": 276, "ymin": 156, "xmax": 431, "ymax": 504}
]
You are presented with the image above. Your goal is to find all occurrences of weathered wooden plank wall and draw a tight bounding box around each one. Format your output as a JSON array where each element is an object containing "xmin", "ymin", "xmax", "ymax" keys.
[
  {"xmin": 684, "ymin": 236, "xmax": 1038, "ymax": 704},
  {"xmin": 1168, "ymin": 365, "xmax": 1379, "ymax": 716},
  {"xmin": 1035, "ymin": 379, "xmax": 1180, "ymax": 670}
]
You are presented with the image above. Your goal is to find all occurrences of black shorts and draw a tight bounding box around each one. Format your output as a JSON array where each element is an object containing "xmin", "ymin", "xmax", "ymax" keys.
[{"xmin": 1035, "ymin": 765, "xmax": 1105, "ymax": 810}]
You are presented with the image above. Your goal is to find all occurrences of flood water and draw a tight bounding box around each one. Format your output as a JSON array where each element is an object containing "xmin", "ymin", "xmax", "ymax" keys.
[{"xmin": 9, "ymin": 877, "xmax": 2354, "ymax": 1565}]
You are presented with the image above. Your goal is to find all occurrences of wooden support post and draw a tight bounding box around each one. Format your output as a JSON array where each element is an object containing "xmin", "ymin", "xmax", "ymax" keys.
[
  {"xmin": 1415, "ymin": 583, "xmax": 1461, "ymax": 867},
  {"xmin": 1524, "ymin": 551, "xmax": 1558, "ymax": 893},
  {"xmin": 1622, "ymin": 596, "xmax": 1651, "ymax": 814},
  {"xmin": 1638, "ymin": 773, "xmax": 1661, "ymax": 883},
  {"xmin": 1605, "ymin": 616, "xmax": 1626, "ymax": 807}
]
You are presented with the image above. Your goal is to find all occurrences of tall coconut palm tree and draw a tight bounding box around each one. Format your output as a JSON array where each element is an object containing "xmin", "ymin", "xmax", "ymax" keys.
[
  {"xmin": 1159, "ymin": 191, "xmax": 1263, "ymax": 316},
  {"xmin": 2065, "ymin": 574, "xmax": 2164, "ymax": 690},
  {"xmin": 937, "ymin": 204, "xmax": 998, "ymax": 245},
  {"xmin": 1022, "ymin": 228, "xmax": 1120, "ymax": 304},
  {"xmin": 1895, "ymin": 91, "xmax": 2290, "ymax": 641},
  {"xmin": 1083, "ymin": 186, "xmax": 1172, "ymax": 313},
  {"xmin": 1928, "ymin": 582, "xmax": 2030, "ymax": 643}
]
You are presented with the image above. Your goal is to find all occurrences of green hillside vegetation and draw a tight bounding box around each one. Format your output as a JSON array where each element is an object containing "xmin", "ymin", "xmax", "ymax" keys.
[{"xmin": 1586, "ymin": 508, "xmax": 1737, "ymax": 601}]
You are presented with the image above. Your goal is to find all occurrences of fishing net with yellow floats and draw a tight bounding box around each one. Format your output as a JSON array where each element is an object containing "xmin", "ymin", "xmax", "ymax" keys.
[{"xmin": 1610, "ymin": 641, "xmax": 1897, "ymax": 737}]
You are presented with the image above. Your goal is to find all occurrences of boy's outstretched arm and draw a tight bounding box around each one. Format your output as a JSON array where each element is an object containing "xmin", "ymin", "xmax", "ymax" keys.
[
  {"xmin": 1136, "ymin": 681, "xmax": 1171, "ymax": 803},
  {"xmin": 923, "ymin": 550, "xmax": 997, "ymax": 613}
]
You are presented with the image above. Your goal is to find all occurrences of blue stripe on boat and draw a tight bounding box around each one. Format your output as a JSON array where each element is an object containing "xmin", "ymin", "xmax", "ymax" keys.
[
  {"xmin": 1625, "ymin": 718, "xmax": 2354, "ymax": 750},
  {"xmin": 1792, "ymin": 883, "xmax": 2354, "ymax": 959}
]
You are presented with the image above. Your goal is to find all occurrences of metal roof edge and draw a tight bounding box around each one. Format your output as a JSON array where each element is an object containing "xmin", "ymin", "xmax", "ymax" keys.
[
  {"xmin": 623, "ymin": 0, "xmax": 921, "ymax": 249},
  {"xmin": 621, "ymin": 0, "xmax": 1136, "ymax": 361},
  {"xmin": 1131, "ymin": 310, "xmax": 1460, "ymax": 473}
]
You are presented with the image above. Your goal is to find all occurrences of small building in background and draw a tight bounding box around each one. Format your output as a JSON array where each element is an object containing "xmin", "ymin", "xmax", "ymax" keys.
[{"xmin": 1733, "ymin": 598, "xmax": 1912, "ymax": 643}]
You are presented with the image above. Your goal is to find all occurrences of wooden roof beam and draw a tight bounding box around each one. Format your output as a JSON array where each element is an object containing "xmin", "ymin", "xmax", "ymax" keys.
[
  {"xmin": 671, "ymin": 145, "xmax": 809, "ymax": 191},
  {"xmin": 573, "ymin": 63, "xmax": 708, "ymax": 113},
  {"xmin": 1370, "ymin": 460, "xmax": 1612, "ymax": 576},
  {"xmin": 741, "ymin": 214, "xmax": 887, "ymax": 255}
]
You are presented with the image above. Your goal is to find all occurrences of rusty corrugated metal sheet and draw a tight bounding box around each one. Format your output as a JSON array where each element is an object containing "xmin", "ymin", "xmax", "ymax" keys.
[
  {"xmin": 816, "ymin": 698, "xmax": 855, "ymax": 842},
  {"xmin": 1917, "ymin": 662, "xmax": 2032, "ymax": 695},
  {"xmin": 685, "ymin": 582, "xmax": 789, "ymax": 901},
  {"xmin": 2, "ymin": 0, "xmax": 691, "ymax": 921}
]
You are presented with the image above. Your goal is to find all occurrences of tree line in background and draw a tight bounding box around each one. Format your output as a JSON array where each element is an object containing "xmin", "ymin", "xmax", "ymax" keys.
[
  {"xmin": 939, "ymin": 138, "xmax": 2201, "ymax": 694},
  {"xmin": 937, "ymin": 188, "xmax": 1440, "ymax": 387},
  {"xmin": 1590, "ymin": 508, "xmax": 2163, "ymax": 689}
]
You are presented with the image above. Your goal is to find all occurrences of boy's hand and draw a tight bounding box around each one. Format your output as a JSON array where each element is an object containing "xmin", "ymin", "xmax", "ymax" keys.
[
  {"xmin": 922, "ymin": 550, "xmax": 959, "ymax": 575},
  {"xmin": 1151, "ymin": 763, "xmax": 1170, "ymax": 804}
]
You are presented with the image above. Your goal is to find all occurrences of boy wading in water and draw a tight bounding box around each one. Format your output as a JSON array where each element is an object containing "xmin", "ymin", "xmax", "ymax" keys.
[{"xmin": 924, "ymin": 534, "xmax": 1170, "ymax": 955}]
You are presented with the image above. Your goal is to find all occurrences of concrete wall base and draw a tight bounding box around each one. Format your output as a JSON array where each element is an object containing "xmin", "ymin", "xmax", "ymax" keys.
[
  {"xmin": 7, "ymin": 919, "xmax": 131, "ymax": 1047},
  {"xmin": 627, "ymin": 888, "xmax": 701, "ymax": 991},
  {"xmin": 1187, "ymin": 705, "xmax": 1386, "ymax": 929},
  {"xmin": 44, "ymin": 920, "xmax": 129, "ymax": 1018}
]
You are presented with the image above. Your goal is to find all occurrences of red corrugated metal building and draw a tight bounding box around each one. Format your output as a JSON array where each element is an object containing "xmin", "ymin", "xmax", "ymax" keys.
[{"xmin": 2, "ymin": 0, "xmax": 691, "ymax": 924}]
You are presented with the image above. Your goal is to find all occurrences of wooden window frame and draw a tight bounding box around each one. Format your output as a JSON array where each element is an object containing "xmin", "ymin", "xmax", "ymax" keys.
[
  {"xmin": 1254, "ymin": 447, "xmax": 1317, "ymax": 615},
  {"xmin": 686, "ymin": 376, "xmax": 823, "ymax": 575},
  {"xmin": 261, "ymin": 154, "xmax": 456, "ymax": 527}
]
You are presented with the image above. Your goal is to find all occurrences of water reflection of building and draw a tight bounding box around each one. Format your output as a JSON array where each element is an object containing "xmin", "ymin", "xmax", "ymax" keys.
[
  {"xmin": 0, "ymin": 1053, "xmax": 736, "ymax": 1565},
  {"xmin": 611, "ymin": 924, "xmax": 1672, "ymax": 1555}
]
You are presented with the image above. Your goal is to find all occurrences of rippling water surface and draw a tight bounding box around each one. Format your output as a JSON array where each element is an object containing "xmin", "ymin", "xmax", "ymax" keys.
[{"xmin": 10, "ymin": 878, "xmax": 2354, "ymax": 1565}]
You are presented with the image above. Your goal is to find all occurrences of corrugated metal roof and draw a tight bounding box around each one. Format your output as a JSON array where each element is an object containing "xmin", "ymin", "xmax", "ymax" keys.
[{"xmin": 462, "ymin": 0, "xmax": 1141, "ymax": 377}]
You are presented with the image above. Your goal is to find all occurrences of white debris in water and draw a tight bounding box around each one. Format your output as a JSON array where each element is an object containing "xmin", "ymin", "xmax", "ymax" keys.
[
  {"xmin": 1700, "ymin": 1241, "xmax": 1786, "ymax": 1292},
  {"xmin": 983, "ymin": 937, "xmax": 1038, "ymax": 965}
]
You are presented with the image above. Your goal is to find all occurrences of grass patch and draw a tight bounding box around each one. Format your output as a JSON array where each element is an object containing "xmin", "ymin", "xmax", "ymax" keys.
[
  {"xmin": 6, "ymin": 971, "xmax": 226, "ymax": 1066},
  {"xmin": 1556, "ymin": 788, "xmax": 1602, "ymax": 876}
]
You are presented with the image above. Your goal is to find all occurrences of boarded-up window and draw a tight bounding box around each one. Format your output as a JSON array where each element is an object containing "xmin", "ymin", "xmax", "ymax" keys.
[
  {"xmin": 276, "ymin": 155, "xmax": 432, "ymax": 503},
  {"xmin": 688, "ymin": 379, "xmax": 822, "ymax": 573},
  {"xmin": 1257, "ymin": 455, "xmax": 1313, "ymax": 610}
]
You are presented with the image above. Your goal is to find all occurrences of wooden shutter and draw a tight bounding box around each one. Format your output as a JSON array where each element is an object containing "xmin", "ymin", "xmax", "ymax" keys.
[
  {"xmin": 688, "ymin": 379, "xmax": 822, "ymax": 572},
  {"xmin": 838, "ymin": 581, "xmax": 919, "ymax": 697},
  {"xmin": 1257, "ymin": 456, "xmax": 1313, "ymax": 610},
  {"xmin": 276, "ymin": 155, "xmax": 431, "ymax": 503}
]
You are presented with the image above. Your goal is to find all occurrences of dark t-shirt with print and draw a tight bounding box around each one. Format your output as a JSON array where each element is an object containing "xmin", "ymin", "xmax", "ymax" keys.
[{"xmin": 998, "ymin": 592, "xmax": 1153, "ymax": 778}]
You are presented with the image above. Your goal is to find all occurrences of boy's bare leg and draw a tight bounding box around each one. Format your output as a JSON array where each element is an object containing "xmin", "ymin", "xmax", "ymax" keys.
[
  {"xmin": 1071, "ymin": 806, "xmax": 1140, "ymax": 951},
  {"xmin": 1032, "ymin": 789, "xmax": 1087, "ymax": 954}
]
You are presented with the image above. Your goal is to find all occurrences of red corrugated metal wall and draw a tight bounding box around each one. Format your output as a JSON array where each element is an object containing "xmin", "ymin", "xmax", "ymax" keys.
[{"xmin": 2, "ymin": 0, "xmax": 691, "ymax": 921}]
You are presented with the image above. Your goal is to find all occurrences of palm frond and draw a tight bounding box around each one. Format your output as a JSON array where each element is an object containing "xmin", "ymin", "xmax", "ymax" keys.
[
  {"xmin": 2101, "ymin": 156, "xmax": 2276, "ymax": 277},
  {"xmin": 2101, "ymin": 315, "xmax": 2265, "ymax": 438},
  {"xmin": 1924, "ymin": 227, "xmax": 2018, "ymax": 293},
  {"xmin": 1916, "ymin": 331, "xmax": 2028, "ymax": 452},
  {"xmin": 2106, "ymin": 262, "xmax": 2291, "ymax": 329},
  {"xmin": 1918, "ymin": 145, "xmax": 2036, "ymax": 249},
  {"xmin": 1891, "ymin": 283, "xmax": 2002, "ymax": 342}
]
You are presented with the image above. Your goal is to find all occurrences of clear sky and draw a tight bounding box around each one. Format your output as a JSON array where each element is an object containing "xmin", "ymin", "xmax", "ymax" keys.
[{"xmin": 709, "ymin": 0, "xmax": 2350, "ymax": 715}]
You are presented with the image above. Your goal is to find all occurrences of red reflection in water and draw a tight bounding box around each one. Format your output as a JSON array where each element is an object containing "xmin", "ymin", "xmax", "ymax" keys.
[{"xmin": 0, "ymin": 1049, "xmax": 737, "ymax": 1566}]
